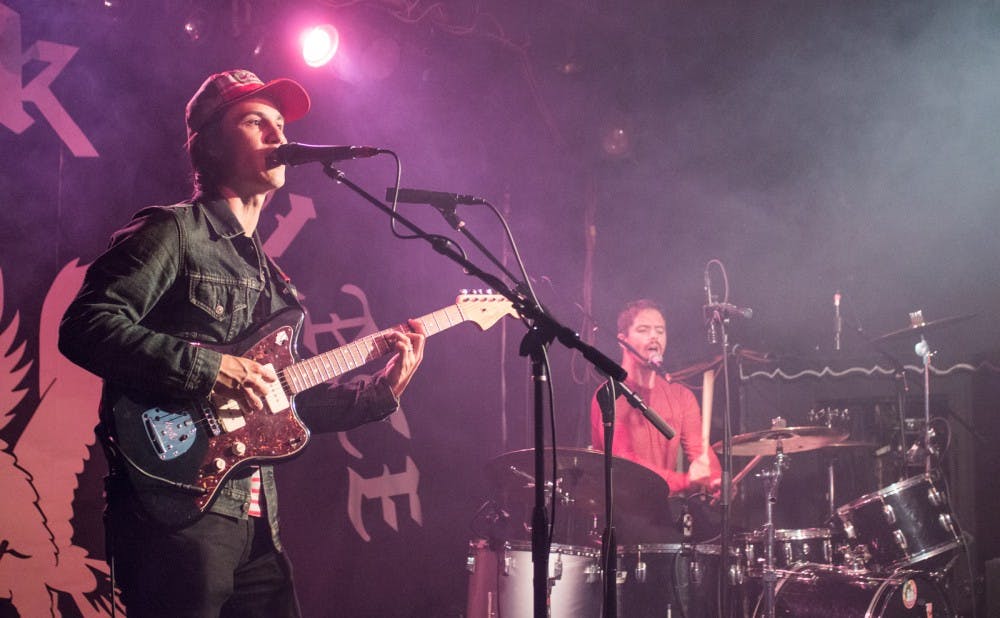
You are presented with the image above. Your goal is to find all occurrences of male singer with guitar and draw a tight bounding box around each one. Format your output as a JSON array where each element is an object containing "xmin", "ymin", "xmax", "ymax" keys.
[
  {"xmin": 59, "ymin": 69, "xmax": 426, "ymax": 617},
  {"xmin": 590, "ymin": 299, "xmax": 720, "ymax": 496}
]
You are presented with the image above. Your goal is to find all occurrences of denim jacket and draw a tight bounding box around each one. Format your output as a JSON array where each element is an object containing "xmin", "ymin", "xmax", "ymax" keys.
[{"xmin": 59, "ymin": 199, "xmax": 399, "ymax": 546}]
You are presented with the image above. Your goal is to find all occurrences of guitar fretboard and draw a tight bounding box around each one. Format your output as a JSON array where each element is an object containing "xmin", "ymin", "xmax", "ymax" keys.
[{"xmin": 281, "ymin": 303, "xmax": 467, "ymax": 393}]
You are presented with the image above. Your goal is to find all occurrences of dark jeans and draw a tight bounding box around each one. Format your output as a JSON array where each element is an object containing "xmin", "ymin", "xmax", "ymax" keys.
[{"xmin": 108, "ymin": 508, "xmax": 300, "ymax": 618}]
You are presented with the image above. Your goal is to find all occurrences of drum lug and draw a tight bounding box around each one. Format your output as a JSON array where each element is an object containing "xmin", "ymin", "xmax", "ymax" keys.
[
  {"xmin": 550, "ymin": 552, "xmax": 563, "ymax": 581},
  {"xmin": 927, "ymin": 486, "xmax": 946, "ymax": 507},
  {"xmin": 893, "ymin": 529, "xmax": 908, "ymax": 551},
  {"xmin": 584, "ymin": 563, "xmax": 603, "ymax": 584},
  {"xmin": 842, "ymin": 520, "xmax": 856, "ymax": 539},
  {"xmin": 729, "ymin": 562, "xmax": 745, "ymax": 586},
  {"xmin": 689, "ymin": 557, "xmax": 704, "ymax": 586},
  {"xmin": 502, "ymin": 544, "xmax": 512, "ymax": 576},
  {"xmin": 939, "ymin": 513, "xmax": 957, "ymax": 537},
  {"xmin": 882, "ymin": 503, "xmax": 896, "ymax": 525},
  {"xmin": 634, "ymin": 559, "xmax": 647, "ymax": 584}
]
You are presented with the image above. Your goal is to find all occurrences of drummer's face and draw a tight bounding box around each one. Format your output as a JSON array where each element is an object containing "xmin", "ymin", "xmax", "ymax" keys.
[{"xmin": 625, "ymin": 308, "xmax": 667, "ymax": 357}]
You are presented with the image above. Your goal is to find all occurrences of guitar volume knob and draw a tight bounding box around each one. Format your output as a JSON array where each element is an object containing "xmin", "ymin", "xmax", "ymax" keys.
[
  {"xmin": 213, "ymin": 458, "xmax": 227, "ymax": 472},
  {"xmin": 232, "ymin": 442, "xmax": 247, "ymax": 456}
]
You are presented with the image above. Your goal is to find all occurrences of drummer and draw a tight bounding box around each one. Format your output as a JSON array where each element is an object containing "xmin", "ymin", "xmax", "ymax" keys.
[{"xmin": 591, "ymin": 299, "xmax": 722, "ymax": 496}]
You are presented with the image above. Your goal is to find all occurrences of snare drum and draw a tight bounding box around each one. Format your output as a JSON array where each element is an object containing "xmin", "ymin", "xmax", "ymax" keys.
[
  {"xmin": 756, "ymin": 563, "xmax": 952, "ymax": 617},
  {"xmin": 466, "ymin": 539, "xmax": 602, "ymax": 618},
  {"xmin": 738, "ymin": 527, "xmax": 835, "ymax": 576},
  {"xmin": 617, "ymin": 543, "xmax": 723, "ymax": 617},
  {"xmin": 831, "ymin": 473, "xmax": 961, "ymax": 572}
]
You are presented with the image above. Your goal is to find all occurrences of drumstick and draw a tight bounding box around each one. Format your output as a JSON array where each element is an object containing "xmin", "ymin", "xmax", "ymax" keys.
[{"xmin": 701, "ymin": 368, "xmax": 714, "ymax": 450}]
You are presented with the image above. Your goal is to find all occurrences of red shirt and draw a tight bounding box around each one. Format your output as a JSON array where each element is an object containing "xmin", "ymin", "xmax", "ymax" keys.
[{"xmin": 591, "ymin": 377, "xmax": 721, "ymax": 495}]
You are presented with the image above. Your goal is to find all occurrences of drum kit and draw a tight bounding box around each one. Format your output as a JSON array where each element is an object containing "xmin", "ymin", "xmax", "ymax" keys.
[
  {"xmin": 465, "ymin": 314, "xmax": 971, "ymax": 617},
  {"xmin": 724, "ymin": 420, "xmax": 962, "ymax": 617}
]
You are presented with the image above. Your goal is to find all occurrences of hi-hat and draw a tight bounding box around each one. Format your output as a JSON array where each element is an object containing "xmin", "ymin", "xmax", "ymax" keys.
[{"xmin": 714, "ymin": 426, "xmax": 849, "ymax": 457}]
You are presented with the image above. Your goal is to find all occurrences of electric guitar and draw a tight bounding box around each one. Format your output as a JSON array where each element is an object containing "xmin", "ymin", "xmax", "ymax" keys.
[{"xmin": 107, "ymin": 293, "xmax": 517, "ymax": 527}]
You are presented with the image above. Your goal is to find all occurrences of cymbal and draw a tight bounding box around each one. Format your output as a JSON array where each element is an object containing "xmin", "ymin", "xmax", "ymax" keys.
[
  {"xmin": 872, "ymin": 313, "xmax": 976, "ymax": 344},
  {"xmin": 821, "ymin": 441, "xmax": 877, "ymax": 450},
  {"xmin": 714, "ymin": 426, "xmax": 849, "ymax": 457},
  {"xmin": 485, "ymin": 447, "xmax": 670, "ymax": 514}
]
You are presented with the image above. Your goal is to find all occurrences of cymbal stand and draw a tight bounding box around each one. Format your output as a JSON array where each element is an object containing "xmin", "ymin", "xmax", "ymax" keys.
[
  {"xmin": 914, "ymin": 336, "xmax": 935, "ymax": 474},
  {"xmin": 826, "ymin": 454, "xmax": 836, "ymax": 518},
  {"xmin": 759, "ymin": 442, "xmax": 788, "ymax": 618},
  {"xmin": 808, "ymin": 407, "xmax": 847, "ymax": 519}
]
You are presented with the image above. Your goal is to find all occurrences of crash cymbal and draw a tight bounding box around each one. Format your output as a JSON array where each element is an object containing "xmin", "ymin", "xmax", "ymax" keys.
[
  {"xmin": 485, "ymin": 447, "xmax": 670, "ymax": 514},
  {"xmin": 713, "ymin": 426, "xmax": 849, "ymax": 457},
  {"xmin": 872, "ymin": 313, "xmax": 976, "ymax": 344}
]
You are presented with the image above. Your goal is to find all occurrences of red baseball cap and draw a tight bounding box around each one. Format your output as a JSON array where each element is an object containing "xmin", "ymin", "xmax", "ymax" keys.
[{"xmin": 185, "ymin": 69, "xmax": 311, "ymax": 138}]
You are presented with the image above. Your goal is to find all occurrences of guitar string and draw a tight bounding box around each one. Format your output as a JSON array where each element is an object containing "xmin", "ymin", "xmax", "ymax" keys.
[
  {"xmin": 168, "ymin": 307, "xmax": 459, "ymax": 431},
  {"xmin": 152, "ymin": 303, "xmax": 493, "ymax": 449}
]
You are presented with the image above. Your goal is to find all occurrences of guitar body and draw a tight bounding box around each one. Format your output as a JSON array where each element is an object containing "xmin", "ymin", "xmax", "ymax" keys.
[
  {"xmin": 108, "ymin": 308, "xmax": 310, "ymax": 527},
  {"xmin": 104, "ymin": 294, "xmax": 518, "ymax": 527}
]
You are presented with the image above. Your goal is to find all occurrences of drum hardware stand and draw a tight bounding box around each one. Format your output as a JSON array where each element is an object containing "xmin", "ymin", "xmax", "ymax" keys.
[
  {"xmin": 758, "ymin": 438, "xmax": 789, "ymax": 618},
  {"xmin": 808, "ymin": 407, "xmax": 850, "ymax": 518},
  {"xmin": 841, "ymin": 314, "xmax": 912, "ymax": 482},
  {"xmin": 914, "ymin": 333, "xmax": 935, "ymax": 475}
]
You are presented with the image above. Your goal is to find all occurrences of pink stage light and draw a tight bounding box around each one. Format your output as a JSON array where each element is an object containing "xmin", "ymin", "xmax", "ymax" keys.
[{"xmin": 300, "ymin": 24, "xmax": 339, "ymax": 68}]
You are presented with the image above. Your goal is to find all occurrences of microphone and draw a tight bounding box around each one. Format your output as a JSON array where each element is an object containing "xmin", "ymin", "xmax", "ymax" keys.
[
  {"xmin": 386, "ymin": 187, "xmax": 487, "ymax": 205},
  {"xmin": 648, "ymin": 352, "xmax": 664, "ymax": 370},
  {"xmin": 617, "ymin": 338, "xmax": 670, "ymax": 379},
  {"xmin": 267, "ymin": 143, "xmax": 383, "ymax": 167},
  {"xmin": 704, "ymin": 268, "xmax": 718, "ymax": 344},
  {"xmin": 834, "ymin": 290, "xmax": 842, "ymax": 351}
]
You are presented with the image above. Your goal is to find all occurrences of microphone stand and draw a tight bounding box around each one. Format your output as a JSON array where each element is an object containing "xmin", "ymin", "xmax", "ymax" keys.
[
  {"xmin": 320, "ymin": 165, "xmax": 625, "ymax": 618},
  {"xmin": 597, "ymin": 380, "xmax": 619, "ymax": 618},
  {"xmin": 415, "ymin": 186, "xmax": 680, "ymax": 613},
  {"xmin": 594, "ymin": 377, "xmax": 677, "ymax": 618},
  {"xmin": 708, "ymin": 305, "xmax": 735, "ymax": 618}
]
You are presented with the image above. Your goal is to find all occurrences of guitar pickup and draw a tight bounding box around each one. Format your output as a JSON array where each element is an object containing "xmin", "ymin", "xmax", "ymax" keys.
[
  {"xmin": 215, "ymin": 397, "xmax": 247, "ymax": 433},
  {"xmin": 262, "ymin": 364, "xmax": 290, "ymax": 414}
]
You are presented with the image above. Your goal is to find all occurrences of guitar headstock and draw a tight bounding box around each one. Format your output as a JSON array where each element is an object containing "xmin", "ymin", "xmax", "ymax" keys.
[{"xmin": 456, "ymin": 292, "xmax": 519, "ymax": 330}]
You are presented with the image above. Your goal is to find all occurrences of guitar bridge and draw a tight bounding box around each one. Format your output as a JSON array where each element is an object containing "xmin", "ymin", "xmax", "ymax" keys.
[
  {"xmin": 197, "ymin": 400, "xmax": 222, "ymax": 437},
  {"xmin": 141, "ymin": 408, "xmax": 198, "ymax": 461}
]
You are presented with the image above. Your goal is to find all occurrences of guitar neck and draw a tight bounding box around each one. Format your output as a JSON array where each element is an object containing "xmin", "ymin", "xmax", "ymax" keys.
[{"xmin": 281, "ymin": 303, "xmax": 465, "ymax": 394}]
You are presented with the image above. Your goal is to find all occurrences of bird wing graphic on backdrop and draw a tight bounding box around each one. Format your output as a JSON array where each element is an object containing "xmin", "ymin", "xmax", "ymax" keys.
[{"xmin": 0, "ymin": 261, "xmax": 117, "ymax": 616}]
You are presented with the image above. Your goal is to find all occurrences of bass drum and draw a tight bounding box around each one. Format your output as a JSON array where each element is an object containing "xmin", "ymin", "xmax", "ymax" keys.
[
  {"xmin": 466, "ymin": 539, "xmax": 602, "ymax": 618},
  {"xmin": 755, "ymin": 564, "xmax": 952, "ymax": 617}
]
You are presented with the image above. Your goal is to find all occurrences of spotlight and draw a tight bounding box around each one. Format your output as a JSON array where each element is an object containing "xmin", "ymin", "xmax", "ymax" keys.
[
  {"xmin": 301, "ymin": 24, "xmax": 339, "ymax": 68},
  {"xmin": 183, "ymin": 11, "xmax": 207, "ymax": 43},
  {"xmin": 601, "ymin": 125, "xmax": 631, "ymax": 158}
]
